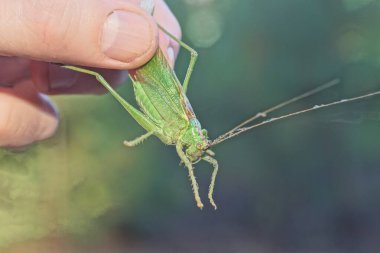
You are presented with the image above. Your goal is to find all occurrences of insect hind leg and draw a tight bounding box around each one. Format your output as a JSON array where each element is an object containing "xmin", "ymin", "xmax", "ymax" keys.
[{"xmin": 61, "ymin": 65, "xmax": 158, "ymax": 133}]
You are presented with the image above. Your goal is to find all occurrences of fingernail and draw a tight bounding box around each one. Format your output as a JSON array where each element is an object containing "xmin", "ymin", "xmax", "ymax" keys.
[
  {"xmin": 102, "ymin": 11, "xmax": 153, "ymax": 63},
  {"xmin": 167, "ymin": 46, "xmax": 174, "ymax": 65}
]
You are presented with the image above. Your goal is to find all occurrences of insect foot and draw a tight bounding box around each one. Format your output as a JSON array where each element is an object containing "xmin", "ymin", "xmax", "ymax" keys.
[
  {"xmin": 202, "ymin": 155, "xmax": 219, "ymax": 210},
  {"xmin": 123, "ymin": 131, "xmax": 155, "ymax": 147},
  {"xmin": 209, "ymin": 198, "xmax": 217, "ymax": 210},
  {"xmin": 123, "ymin": 140, "xmax": 134, "ymax": 147}
]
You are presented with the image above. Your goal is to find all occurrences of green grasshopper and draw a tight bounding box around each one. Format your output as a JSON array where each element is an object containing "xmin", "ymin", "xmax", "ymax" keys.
[
  {"xmin": 63, "ymin": 26, "xmax": 218, "ymax": 210},
  {"xmin": 61, "ymin": 31, "xmax": 338, "ymax": 210},
  {"xmin": 61, "ymin": 2, "xmax": 380, "ymax": 210}
]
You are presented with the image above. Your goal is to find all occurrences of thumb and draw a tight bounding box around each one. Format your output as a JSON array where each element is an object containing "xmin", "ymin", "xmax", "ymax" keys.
[{"xmin": 0, "ymin": 0, "xmax": 158, "ymax": 69}]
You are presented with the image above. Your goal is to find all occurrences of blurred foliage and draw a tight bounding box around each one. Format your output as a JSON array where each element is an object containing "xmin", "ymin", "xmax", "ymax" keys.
[{"xmin": 2, "ymin": 0, "xmax": 380, "ymax": 252}]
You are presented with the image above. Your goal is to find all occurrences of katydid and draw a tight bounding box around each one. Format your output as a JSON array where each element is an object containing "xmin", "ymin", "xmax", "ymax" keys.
[
  {"xmin": 61, "ymin": 31, "xmax": 336, "ymax": 210},
  {"xmin": 61, "ymin": 1, "xmax": 380, "ymax": 210},
  {"xmin": 63, "ymin": 31, "xmax": 217, "ymax": 209}
]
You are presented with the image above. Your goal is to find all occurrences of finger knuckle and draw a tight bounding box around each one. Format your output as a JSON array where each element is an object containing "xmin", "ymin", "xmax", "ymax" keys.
[{"xmin": 21, "ymin": 0, "xmax": 81, "ymax": 53}]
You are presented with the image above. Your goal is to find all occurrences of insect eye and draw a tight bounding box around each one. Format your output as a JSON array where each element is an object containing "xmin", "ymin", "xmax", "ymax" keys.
[{"xmin": 196, "ymin": 143, "xmax": 202, "ymax": 149}]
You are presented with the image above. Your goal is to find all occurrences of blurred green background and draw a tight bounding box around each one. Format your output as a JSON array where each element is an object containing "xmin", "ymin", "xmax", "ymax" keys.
[{"xmin": 1, "ymin": 0, "xmax": 380, "ymax": 252}]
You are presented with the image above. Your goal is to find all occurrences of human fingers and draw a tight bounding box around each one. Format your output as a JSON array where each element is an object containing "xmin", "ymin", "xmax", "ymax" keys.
[
  {"xmin": 126, "ymin": 0, "xmax": 181, "ymax": 66},
  {"xmin": 0, "ymin": 80, "xmax": 58, "ymax": 147},
  {"xmin": 30, "ymin": 61, "xmax": 128, "ymax": 95},
  {"xmin": 0, "ymin": 0, "xmax": 158, "ymax": 69},
  {"xmin": 0, "ymin": 58, "xmax": 127, "ymax": 94},
  {"xmin": 154, "ymin": 0, "xmax": 182, "ymax": 66}
]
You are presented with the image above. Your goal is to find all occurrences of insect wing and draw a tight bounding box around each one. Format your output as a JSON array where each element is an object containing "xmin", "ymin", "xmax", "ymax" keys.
[{"xmin": 131, "ymin": 48, "xmax": 189, "ymax": 125}]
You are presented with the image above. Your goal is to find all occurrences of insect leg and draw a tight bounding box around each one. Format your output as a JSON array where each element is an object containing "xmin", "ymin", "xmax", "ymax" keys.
[
  {"xmin": 158, "ymin": 24, "xmax": 198, "ymax": 94},
  {"xmin": 61, "ymin": 66, "xmax": 157, "ymax": 132},
  {"xmin": 202, "ymin": 155, "xmax": 219, "ymax": 210},
  {"xmin": 176, "ymin": 143, "xmax": 203, "ymax": 209},
  {"xmin": 123, "ymin": 131, "xmax": 155, "ymax": 147}
]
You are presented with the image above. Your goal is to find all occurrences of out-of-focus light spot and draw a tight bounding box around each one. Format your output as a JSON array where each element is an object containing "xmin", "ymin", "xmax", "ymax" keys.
[
  {"xmin": 184, "ymin": 0, "xmax": 215, "ymax": 7},
  {"xmin": 342, "ymin": 0, "xmax": 375, "ymax": 11},
  {"xmin": 337, "ymin": 30, "xmax": 367, "ymax": 63},
  {"xmin": 185, "ymin": 9, "xmax": 223, "ymax": 48}
]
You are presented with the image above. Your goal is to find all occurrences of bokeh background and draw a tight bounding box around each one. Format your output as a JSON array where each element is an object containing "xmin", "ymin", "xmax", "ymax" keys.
[{"xmin": 1, "ymin": 0, "xmax": 380, "ymax": 252}]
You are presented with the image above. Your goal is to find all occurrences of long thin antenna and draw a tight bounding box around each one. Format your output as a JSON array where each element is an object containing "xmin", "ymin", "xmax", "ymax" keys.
[
  {"xmin": 211, "ymin": 78, "xmax": 340, "ymax": 145},
  {"xmin": 231, "ymin": 78, "xmax": 340, "ymax": 131},
  {"xmin": 211, "ymin": 89, "xmax": 380, "ymax": 146}
]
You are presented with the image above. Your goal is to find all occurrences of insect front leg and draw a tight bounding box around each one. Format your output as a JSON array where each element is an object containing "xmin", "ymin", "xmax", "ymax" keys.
[
  {"xmin": 176, "ymin": 143, "xmax": 203, "ymax": 209},
  {"xmin": 158, "ymin": 25, "xmax": 198, "ymax": 94},
  {"xmin": 202, "ymin": 155, "xmax": 219, "ymax": 210},
  {"xmin": 123, "ymin": 131, "xmax": 155, "ymax": 147}
]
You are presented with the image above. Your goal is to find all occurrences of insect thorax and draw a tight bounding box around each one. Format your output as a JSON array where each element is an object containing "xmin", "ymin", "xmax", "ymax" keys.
[{"xmin": 180, "ymin": 118, "xmax": 209, "ymax": 162}]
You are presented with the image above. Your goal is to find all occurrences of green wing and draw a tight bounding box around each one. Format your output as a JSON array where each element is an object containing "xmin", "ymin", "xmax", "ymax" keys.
[{"xmin": 130, "ymin": 48, "xmax": 189, "ymax": 128}]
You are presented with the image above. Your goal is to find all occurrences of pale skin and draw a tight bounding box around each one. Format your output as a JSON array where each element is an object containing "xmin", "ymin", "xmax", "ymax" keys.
[{"xmin": 0, "ymin": 0, "xmax": 181, "ymax": 148}]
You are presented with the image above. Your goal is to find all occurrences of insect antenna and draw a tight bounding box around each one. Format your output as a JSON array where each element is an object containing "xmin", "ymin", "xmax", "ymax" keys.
[
  {"xmin": 225, "ymin": 78, "xmax": 340, "ymax": 133},
  {"xmin": 210, "ymin": 78, "xmax": 340, "ymax": 145},
  {"xmin": 210, "ymin": 80, "xmax": 380, "ymax": 146}
]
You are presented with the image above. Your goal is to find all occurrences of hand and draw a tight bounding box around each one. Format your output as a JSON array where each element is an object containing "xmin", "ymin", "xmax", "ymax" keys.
[{"xmin": 0, "ymin": 0, "xmax": 181, "ymax": 148}]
